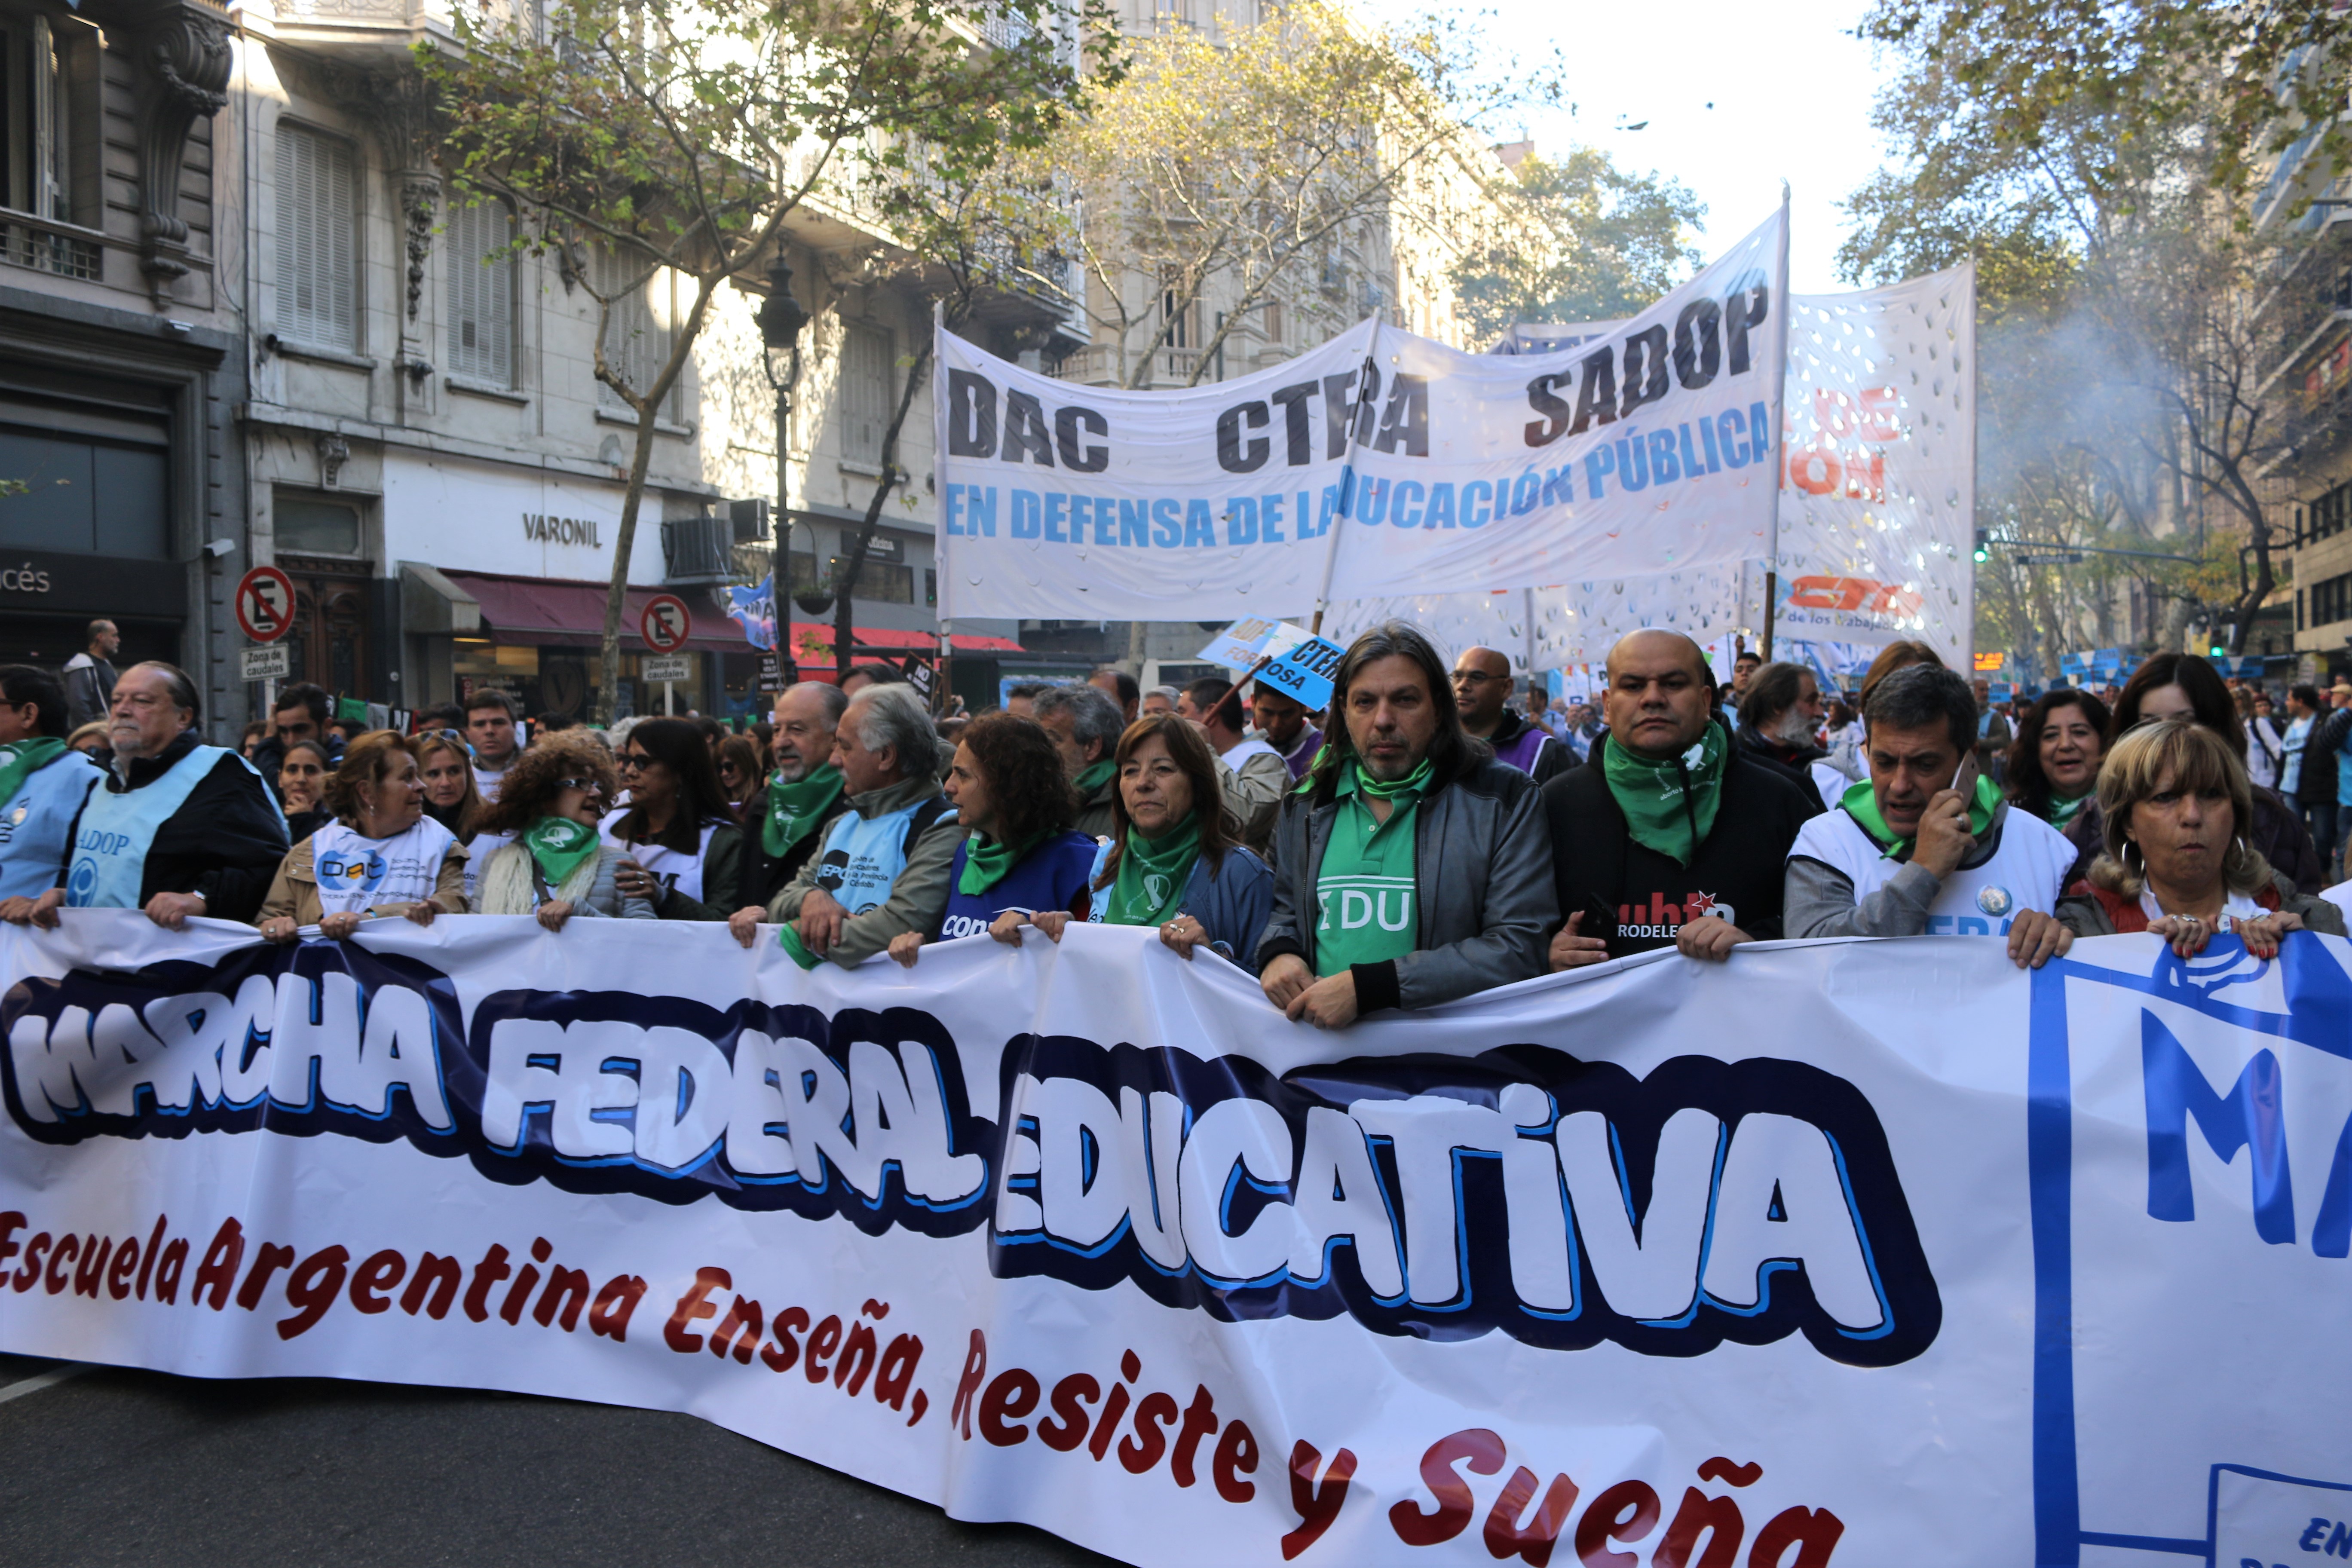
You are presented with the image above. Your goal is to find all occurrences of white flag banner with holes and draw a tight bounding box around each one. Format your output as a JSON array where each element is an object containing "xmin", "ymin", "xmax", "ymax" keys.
[
  {"xmin": 934, "ymin": 321, "xmax": 1377, "ymax": 622},
  {"xmin": 7, "ymin": 913, "xmax": 2352, "ymax": 1567},
  {"xmin": 1322, "ymin": 262, "xmax": 1975, "ymax": 671}
]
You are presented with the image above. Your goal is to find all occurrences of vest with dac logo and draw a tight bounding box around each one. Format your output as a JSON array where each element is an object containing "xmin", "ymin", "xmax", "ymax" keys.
[
  {"xmin": 306, "ymin": 816, "xmax": 458, "ymax": 914},
  {"xmin": 1792, "ymin": 803, "xmax": 2076, "ymax": 935},
  {"xmin": 936, "ymin": 832, "xmax": 1096, "ymax": 940}
]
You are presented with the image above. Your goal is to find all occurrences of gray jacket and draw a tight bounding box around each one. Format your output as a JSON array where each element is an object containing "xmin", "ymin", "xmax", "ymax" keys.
[
  {"xmin": 1256, "ymin": 752, "xmax": 1556, "ymax": 1011},
  {"xmin": 767, "ymin": 772, "xmax": 969, "ymax": 968}
]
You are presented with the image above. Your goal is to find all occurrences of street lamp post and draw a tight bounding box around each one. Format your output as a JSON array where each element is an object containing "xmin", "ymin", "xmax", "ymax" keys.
[{"xmin": 757, "ymin": 253, "xmax": 811, "ymax": 682}]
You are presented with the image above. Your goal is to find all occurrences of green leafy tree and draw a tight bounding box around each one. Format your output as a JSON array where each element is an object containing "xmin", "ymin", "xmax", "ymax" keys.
[
  {"xmin": 425, "ymin": 0, "xmax": 1111, "ymax": 721},
  {"xmin": 1843, "ymin": 15, "xmax": 2334, "ymax": 665},
  {"xmin": 1448, "ymin": 147, "xmax": 1703, "ymax": 340},
  {"xmin": 1001, "ymin": 0, "xmax": 1561, "ymax": 389}
]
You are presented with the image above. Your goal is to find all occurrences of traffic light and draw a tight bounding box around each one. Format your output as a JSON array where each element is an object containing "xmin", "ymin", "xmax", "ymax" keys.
[
  {"xmin": 2210, "ymin": 645, "xmax": 2227, "ymax": 658},
  {"xmin": 1973, "ymin": 529, "xmax": 1990, "ymax": 563}
]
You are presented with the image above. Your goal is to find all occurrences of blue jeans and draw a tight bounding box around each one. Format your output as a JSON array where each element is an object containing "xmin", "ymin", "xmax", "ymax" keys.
[{"xmin": 2311, "ymin": 800, "xmax": 2342, "ymax": 873}]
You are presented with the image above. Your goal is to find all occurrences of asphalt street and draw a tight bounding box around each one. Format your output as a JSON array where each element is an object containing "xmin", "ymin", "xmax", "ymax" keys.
[{"xmin": 0, "ymin": 1353, "xmax": 1122, "ymax": 1567}]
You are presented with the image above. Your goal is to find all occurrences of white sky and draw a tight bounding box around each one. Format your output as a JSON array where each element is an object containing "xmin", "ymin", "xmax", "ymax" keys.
[{"xmin": 1368, "ymin": 0, "xmax": 1901, "ymax": 293}]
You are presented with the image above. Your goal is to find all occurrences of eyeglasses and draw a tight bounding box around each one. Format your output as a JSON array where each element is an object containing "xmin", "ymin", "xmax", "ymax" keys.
[
  {"xmin": 618, "ymin": 754, "xmax": 652, "ymax": 772},
  {"xmin": 553, "ymin": 777, "xmax": 602, "ymax": 793}
]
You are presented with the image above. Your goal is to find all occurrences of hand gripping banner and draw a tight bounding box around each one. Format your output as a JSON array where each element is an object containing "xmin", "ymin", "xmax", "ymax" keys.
[{"xmin": 6, "ymin": 914, "xmax": 2350, "ymax": 1566}]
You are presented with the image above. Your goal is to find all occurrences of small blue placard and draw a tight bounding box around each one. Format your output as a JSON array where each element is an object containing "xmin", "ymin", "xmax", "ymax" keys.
[{"xmin": 1257, "ymin": 635, "xmax": 1348, "ymax": 712}]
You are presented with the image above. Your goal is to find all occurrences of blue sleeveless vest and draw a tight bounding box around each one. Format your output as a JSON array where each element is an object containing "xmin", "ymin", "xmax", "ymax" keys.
[
  {"xmin": 811, "ymin": 794, "xmax": 946, "ymax": 914},
  {"xmin": 938, "ymin": 832, "xmax": 1097, "ymax": 940},
  {"xmin": 0, "ymin": 749, "xmax": 102, "ymax": 898},
  {"xmin": 66, "ymin": 744, "xmax": 256, "ymax": 909}
]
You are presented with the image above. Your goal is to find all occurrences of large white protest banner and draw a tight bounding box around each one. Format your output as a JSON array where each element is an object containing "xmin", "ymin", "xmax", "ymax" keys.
[
  {"xmin": 1324, "ymin": 205, "xmax": 1788, "ymax": 602},
  {"xmin": 937, "ymin": 208, "xmax": 1788, "ymax": 622},
  {"xmin": 933, "ymin": 321, "xmax": 1376, "ymax": 622},
  {"xmin": 5, "ymin": 913, "xmax": 2348, "ymax": 1567},
  {"xmin": 1322, "ymin": 263, "xmax": 1975, "ymax": 673}
]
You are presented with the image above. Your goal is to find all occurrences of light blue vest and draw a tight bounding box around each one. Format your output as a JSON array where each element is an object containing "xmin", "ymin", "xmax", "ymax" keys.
[
  {"xmin": 0, "ymin": 749, "xmax": 102, "ymax": 898},
  {"xmin": 811, "ymin": 795, "xmax": 941, "ymax": 913},
  {"xmin": 66, "ymin": 743, "xmax": 238, "ymax": 909}
]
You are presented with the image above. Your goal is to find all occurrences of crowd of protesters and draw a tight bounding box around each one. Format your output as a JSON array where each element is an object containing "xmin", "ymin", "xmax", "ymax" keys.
[{"xmin": 2, "ymin": 617, "xmax": 2346, "ymax": 1026}]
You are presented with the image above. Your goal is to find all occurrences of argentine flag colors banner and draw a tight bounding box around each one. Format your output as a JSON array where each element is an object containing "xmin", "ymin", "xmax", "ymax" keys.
[
  {"xmin": 934, "ymin": 207, "xmax": 1789, "ymax": 621},
  {"xmin": 5, "ymin": 913, "xmax": 2352, "ymax": 1565}
]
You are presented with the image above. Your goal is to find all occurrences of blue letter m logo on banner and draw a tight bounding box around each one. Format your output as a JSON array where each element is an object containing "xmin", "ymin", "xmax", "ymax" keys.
[{"xmin": 2142, "ymin": 1013, "xmax": 2295, "ymax": 1245}]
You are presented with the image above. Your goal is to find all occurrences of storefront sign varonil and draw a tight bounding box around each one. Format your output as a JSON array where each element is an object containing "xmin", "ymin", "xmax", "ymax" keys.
[{"xmin": 523, "ymin": 514, "xmax": 603, "ymax": 548}]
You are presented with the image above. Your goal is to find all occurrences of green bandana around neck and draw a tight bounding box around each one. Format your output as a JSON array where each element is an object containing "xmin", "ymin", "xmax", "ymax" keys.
[
  {"xmin": 522, "ymin": 816, "xmax": 600, "ymax": 889},
  {"xmin": 1075, "ymin": 759, "xmax": 1117, "ymax": 799},
  {"xmin": 0, "ymin": 737, "xmax": 67, "ymax": 808},
  {"xmin": 1600, "ymin": 722, "xmax": 1727, "ymax": 868},
  {"xmin": 763, "ymin": 764, "xmax": 845, "ymax": 860},
  {"xmin": 2047, "ymin": 791, "xmax": 2089, "ymax": 831},
  {"xmin": 1349, "ymin": 756, "xmax": 1434, "ymax": 803},
  {"xmin": 1108, "ymin": 811, "xmax": 1202, "ymax": 926},
  {"xmin": 1842, "ymin": 772, "xmax": 2001, "ymax": 856},
  {"xmin": 958, "ymin": 832, "xmax": 1041, "ymax": 897}
]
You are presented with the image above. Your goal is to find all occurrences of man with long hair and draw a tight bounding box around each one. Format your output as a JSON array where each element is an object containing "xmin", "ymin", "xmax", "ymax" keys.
[{"xmin": 1256, "ymin": 622, "xmax": 1555, "ymax": 1028}]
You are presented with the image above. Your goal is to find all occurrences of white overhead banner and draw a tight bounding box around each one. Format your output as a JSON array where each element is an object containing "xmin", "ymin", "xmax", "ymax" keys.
[
  {"xmin": 9, "ymin": 915, "xmax": 2351, "ymax": 1567},
  {"xmin": 1323, "ymin": 263, "xmax": 1977, "ymax": 672},
  {"xmin": 936, "ymin": 207, "xmax": 1788, "ymax": 621},
  {"xmin": 933, "ymin": 321, "xmax": 1377, "ymax": 622},
  {"xmin": 1325, "ymin": 206, "xmax": 1787, "ymax": 601}
]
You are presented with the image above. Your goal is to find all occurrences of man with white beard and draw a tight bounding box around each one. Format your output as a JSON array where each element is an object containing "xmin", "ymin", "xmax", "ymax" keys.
[{"xmin": 1736, "ymin": 662, "xmax": 1841, "ymax": 814}]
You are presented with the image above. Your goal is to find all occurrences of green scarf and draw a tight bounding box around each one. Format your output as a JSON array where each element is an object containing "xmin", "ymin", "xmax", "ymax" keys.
[
  {"xmin": 0, "ymin": 738, "xmax": 66, "ymax": 808},
  {"xmin": 1107, "ymin": 811, "xmax": 1202, "ymax": 926},
  {"xmin": 1600, "ymin": 723, "xmax": 1728, "ymax": 868},
  {"xmin": 778, "ymin": 921, "xmax": 824, "ymax": 971},
  {"xmin": 762, "ymin": 764, "xmax": 845, "ymax": 860},
  {"xmin": 522, "ymin": 816, "xmax": 601, "ymax": 889},
  {"xmin": 1842, "ymin": 773, "xmax": 2002, "ymax": 857},
  {"xmin": 1313, "ymin": 759, "xmax": 1433, "ymax": 976},
  {"xmin": 1074, "ymin": 759, "xmax": 1116, "ymax": 799},
  {"xmin": 2048, "ymin": 791, "xmax": 2089, "ymax": 831},
  {"xmin": 958, "ymin": 832, "xmax": 1040, "ymax": 896}
]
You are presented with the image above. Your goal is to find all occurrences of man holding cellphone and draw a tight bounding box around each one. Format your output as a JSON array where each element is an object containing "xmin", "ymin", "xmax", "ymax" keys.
[
  {"xmin": 1784, "ymin": 663, "xmax": 2076, "ymax": 968},
  {"xmin": 1545, "ymin": 630, "xmax": 1817, "ymax": 971}
]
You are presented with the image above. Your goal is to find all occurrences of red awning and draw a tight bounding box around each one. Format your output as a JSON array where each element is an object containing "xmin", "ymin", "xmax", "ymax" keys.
[
  {"xmin": 441, "ymin": 572, "xmax": 1023, "ymax": 656},
  {"xmin": 779, "ymin": 623, "xmax": 1024, "ymax": 655}
]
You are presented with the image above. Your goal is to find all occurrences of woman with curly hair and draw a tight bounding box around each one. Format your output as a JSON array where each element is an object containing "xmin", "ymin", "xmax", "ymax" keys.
[
  {"xmin": 885, "ymin": 712, "xmax": 1094, "ymax": 965},
  {"xmin": 2057, "ymin": 720, "xmax": 2343, "ymax": 956},
  {"xmin": 472, "ymin": 735, "xmax": 655, "ymax": 928},
  {"xmin": 255, "ymin": 730, "xmax": 467, "ymax": 942}
]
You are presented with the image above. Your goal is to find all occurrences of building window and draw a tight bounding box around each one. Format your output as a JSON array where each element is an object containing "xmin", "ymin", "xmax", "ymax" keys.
[
  {"xmin": 275, "ymin": 496, "xmax": 362, "ymax": 556},
  {"xmin": 445, "ymin": 198, "xmax": 515, "ymax": 387},
  {"xmin": 2309, "ymin": 482, "xmax": 2352, "ymax": 546},
  {"xmin": 830, "ymin": 557, "xmax": 914, "ymax": 603},
  {"xmin": 0, "ymin": 14, "xmax": 96, "ymax": 224},
  {"xmin": 276, "ymin": 123, "xmax": 359, "ymax": 351},
  {"xmin": 841, "ymin": 323, "xmax": 894, "ymax": 467},
  {"xmin": 591, "ymin": 243, "xmax": 674, "ymax": 418},
  {"xmin": 2311, "ymin": 570, "xmax": 2352, "ymax": 629}
]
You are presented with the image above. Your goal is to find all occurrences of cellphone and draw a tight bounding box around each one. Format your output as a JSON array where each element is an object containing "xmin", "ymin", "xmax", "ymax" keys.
[{"xmin": 1949, "ymin": 750, "xmax": 1981, "ymax": 805}]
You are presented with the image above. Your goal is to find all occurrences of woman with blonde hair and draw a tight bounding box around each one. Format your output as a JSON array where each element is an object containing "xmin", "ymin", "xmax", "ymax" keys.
[
  {"xmin": 472, "ymin": 735, "xmax": 654, "ymax": 928},
  {"xmin": 2057, "ymin": 720, "xmax": 2343, "ymax": 958},
  {"xmin": 256, "ymin": 730, "xmax": 467, "ymax": 942}
]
